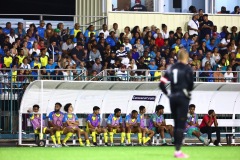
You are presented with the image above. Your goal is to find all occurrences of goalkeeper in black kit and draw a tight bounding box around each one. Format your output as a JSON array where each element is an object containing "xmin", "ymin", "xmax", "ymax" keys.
[{"xmin": 159, "ymin": 50, "xmax": 194, "ymax": 159}]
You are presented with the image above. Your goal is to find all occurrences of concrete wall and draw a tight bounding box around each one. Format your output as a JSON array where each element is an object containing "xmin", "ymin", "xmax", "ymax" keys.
[{"xmin": 108, "ymin": 12, "xmax": 240, "ymax": 33}]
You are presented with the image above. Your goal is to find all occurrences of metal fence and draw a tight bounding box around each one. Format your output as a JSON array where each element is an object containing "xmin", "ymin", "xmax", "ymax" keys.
[{"xmin": 0, "ymin": 68, "xmax": 240, "ymax": 137}]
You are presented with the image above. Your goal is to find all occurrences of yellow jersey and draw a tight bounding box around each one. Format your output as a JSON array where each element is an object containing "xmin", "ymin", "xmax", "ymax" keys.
[
  {"xmin": 17, "ymin": 55, "xmax": 25, "ymax": 65},
  {"xmin": 4, "ymin": 56, "xmax": 13, "ymax": 68},
  {"xmin": 40, "ymin": 56, "xmax": 48, "ymax": 67}
]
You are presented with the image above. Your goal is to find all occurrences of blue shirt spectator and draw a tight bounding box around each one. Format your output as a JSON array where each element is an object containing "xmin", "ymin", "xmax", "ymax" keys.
[
  {"xmin": 181, "ymin": 38, "xmax": 191, "ymax": 52},
  {"xmin": 46, "ymin": 59, "xmax": 57, "ymax": 73},
  {"xmin": 37, "ymin": 20, "xmax": 46, "ymax": 39},
  {"xmin": 148, "ymin": 59, "xmax": 158, "ymax": 76},
  {"xmin": 106, "ymin": 31, "xmax": 118, "ymax": 47},
  {"xmin": 3, "ymin": 22, "xmax": 12, "ymax": 35}
]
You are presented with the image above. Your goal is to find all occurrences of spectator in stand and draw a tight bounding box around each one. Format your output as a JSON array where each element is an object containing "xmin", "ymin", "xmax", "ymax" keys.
[
  {"xmin": 46, "ymin": 57, "xmax": 57, "ymax": 74},
  {"xmin": 171, "ymin": 38, "xmax": 181, "ymax": 53},
  {"xmin": 106, "ymin": 31, "xmax": 118, "ymax": 49},
  {"xmin": 161, "ymin": 24, "xmax": 169, "ymax": 39},
  {"xmin": 10, "ymin": 42, "xmax": 18, "ymax": 58},
  {"xmin": 17, "ymin": 49, "xmax": 25, "ymax": 65},
  {"xmin": 109, "ymin": 23, "xmax": 120, "ymax": 38},
  {"xmin": 92, "ymin": 58, "xmax": 102, "ymax": 74},
  {"xmin": 47, "ymin": 40, "xmax": 61, "ymax": 62},
  {"xmin": 116, "ymin": 44, "xmax": 127, "ymax": 61},
  {"xmin": 130, "ymin": 0, "xmax": 147, "ymax": 11},
  {"xmin": 188, "ymin": 14, "xmax": 199, "ymax": 36},
  {"xmin": 191, "ymin": 54, "xmax": 201, "ymax": 67},
  {"xmin": 231, "ymin": 26, "xmax": 238, "ymax": 44},
  {"xmin": 104, "ymin": 50, "xmax": 119, "ymax": 69},
  {"xmin": 7, "ymin": 29, "xmax": 18, "ymax": 44},
  {"xmin": 199, "ymin": 109, "xmax": 222, "ymax": 146},
  {"xmin": 143, "ymin": 31, "xmax": 152, "ymax": 46},
  {"xmin": 89, "ymin": 46, "xmax": 102, "ymax": 62},
  {"xmin": 39, "ymin": 48, "xmax": 48, "ymax": 67},
  {"xmin": 30, "ymin": 52, "xmax": 41, "ymax": 69},
  {"xmin": 212, "ymin": 47, "xmax": 221, "ymax": 63},
  {"xmin": 200, "ymin": 14, "xmax": 213, "ymax": 40},
  {"xmin": 231, "ymin": 6, "xmax": 240, "ymax": 14},
  {"xmin": 29, "ymin": 24, "xmax": 39, "ymax": 41},
  {"xmin": 4, "ymin": 49, "xmax": 12, "ymax": 68},
  {"xmin": 224, "ymin": 66, "xmax": 234, "ymax": 82},
  {"xmin": 50, "ymin": 29, "xmax": 62, "ymax": 49},
  {"xmin": 136, "ymin": 56, "xmax": 148, "ymax": 76},
  {"xmin": 198, "ymin": 9, "xmax": 204, "ymax": 24},
  {"xmin": 30, "ymin": 42, "xmax": 40, "ymax": 56},
  {"xmin": 174, "ymin": 27, "xmax": 183, "ymax": 39},
  {"xmin": 189, "ymin": 5, "xmax": 197, "ymax": 13},
  {"xmin": 220, "ymin": 26, "xmax": 229, "ymax": 39},
  {"xmin": 84, "ymin": 25, "xmax": 97, "ymax": 43},
  {"xmin": 155, "ymin": 33, "xmax": 164, "ymax": 49},
  {"xmin": 62, "ymin": 37, "xmax": 74, "ymax": 56},
  {"xmin": 70, "ymin": 23, "xmax": 81, "ymax": 43},
  {"xmin": 148, "ymin": 59, "xmax": 158, "ymax": 78},
  {"xmin": 135, "ymin": 38, "xmax": 144, "ymax": 56},
  {"xmin": 99, "ymin": 24, "xmax": 109, "ymax": 39},
  {"xmin": 202, "ymin": 51, "xmax": 216, "ymax": 68},
  {"xmin": 45, "ymin": 23, "xmax": 54, "ymax": 43},
  {"xmin": 50, "ymin": 65, "xmax": 63, "ymax": 80},
  {"xmin": 207, "ymin": 38, "xmax": 216, "ymax": 51},
  {"xmin": 212, "ymin": 32, "xmax": 221, "ymax": 47},
  {"xmin": 123, "ymin": 26, "xmax": 132, "ymax": 40},
  {"xmin": 37, "ymin": 20, "xmax": 46, "ymax": 40},
  {"xmin": 131, "ymin": 46, "xmax": 140, "ymax": 61},
  {"xmin": 3, "ymin": 22, "xmax": 12, "ymax": 35},
  {"xmin": 20, "ymin": 57, "xmax": 30, "ymax": 70},
  {"xmin": 213, "ymin": 65, "xmax": 225, "ymax": 82},
  {"xmin": 62, "ymin": 65, "xmax": 73, "ymax": 81},
  {"xmin": 202, "ymin": 34, "xmax": 210, "ymax": 45},
  {"xmin": 71, "ymin": 42, "xmax": 85, "ymax": 68},
  {"xmin": 212, "ymin": 26, "xmax": 221, "ymax": 39},
  {"xmin": 123, "ymin": 37, "xmax": 132, "ymax": 52},
  {"xmin": 37, "ymin": 39, "xmax": 45, "ymax": 50},
  {"xmin": 3, "ymin": 36, "xmax": 12, "ymax": 50},
  {"xmin": 149, "ymin": 45, "xmax": 157, "ymax": 59},
  {"xmin": 116, "ymin": 64, "xmax": 128, "ymax": 81},
  {"xmin": 0, "ymin": 27, "xmax": 5, "ymax": 47},
  {"xmin": 198, "ymin": 40, "xmax": 208, "ymax": 57},
  {"xmin": 154, "ymin": 51, "xmax": 161, "ymax": 66},
  {"xmin": 130, "ymin": 32, "xmax": 144, "ymax": 45},
  {"xmin": 219, "ymin": 33, "xmax": 231, "ymax": 55},
  {"xmin": 14, "ymin": 22, "xmax": 26, "ymax": 40},
  {"xmin": 168, "ymin": 31, "xmax": 176, "ymax": 47},
  {"xmin": 217, "ymin": 6, "xmax": 229, "ymax": 14},
  {"xmin": 181, "ymin": 32, "xmax": 191, "ymax": 52}
]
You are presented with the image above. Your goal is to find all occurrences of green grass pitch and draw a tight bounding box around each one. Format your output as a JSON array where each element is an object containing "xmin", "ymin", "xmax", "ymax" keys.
[{"xmin": 0, "ymin": 146, "xmax": 240, "ymax": 160}]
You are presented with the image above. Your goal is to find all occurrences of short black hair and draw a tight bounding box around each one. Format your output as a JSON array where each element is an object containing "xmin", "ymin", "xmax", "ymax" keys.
[
  {"xmin": 33, "ymin": 104, "xmax": 40, "ymax": 109},
  {"xmin": 155, "ymin": 105, "xmax": 164, "ymax": 112},
  {"xmin": 131, "ymin": 110, "xmax": 138, "ymax": 114},
  {"xmin": 64, "ymin": 103, "xmax": 72, "ymax": 112},
  {"xmin": 139, "ymin": 105, "xmax": 145, "ymax": 111},
  {"xmin": 55, "ymin": 102, "xmax": 62, "ymax": 107},
  {"xmin": 114, "ymin": 108, "xmax": 121, "ymax": 114},
  {"xmin": 208, "ymin": 109, "xmax": 214, "ymax": 115},
  {"xmin": 203, "ymin": 14, "xmax": 208, "ymax": 17},
  {"xmin": 93, "ymin": 106, "xmax": 100, "ymax": 111},
  {"xmin": 189, "ymin": 104, "xmax": 196, "ymax": 109}
]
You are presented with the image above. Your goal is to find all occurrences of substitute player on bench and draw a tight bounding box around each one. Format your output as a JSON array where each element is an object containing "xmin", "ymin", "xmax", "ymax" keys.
[
  {"xmin": 125, "ymin": 110, "xmax": 142, "ymax": 145},
  {"xmin": 107, "ymin": 108, "xmax": 126, "ymax": 146},
  {"xmin": 87, "ymin": 106, "xmax": 108, "ymax": 146},
  {"xmin": 63, "ymin": 103, "xmax": 91, "ymax": 147},
  {"xmin": 29, "ymin": 104, "xmax": 61, "ymax": 148},
  {"xmin": 137, "ymin": 105, "xmax": 154, "ymax": 145},
  {"xmin": 48, "ymin": 102, "xmax": 73, "ymax": 147}
]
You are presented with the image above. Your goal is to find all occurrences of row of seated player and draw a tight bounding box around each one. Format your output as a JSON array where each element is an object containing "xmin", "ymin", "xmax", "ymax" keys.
[{"xmin": 28, "ymin": 103, "xmax": 222, "ymax": 147}]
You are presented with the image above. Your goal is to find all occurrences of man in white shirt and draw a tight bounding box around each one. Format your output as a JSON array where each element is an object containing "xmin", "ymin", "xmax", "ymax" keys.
[
  {"xmin": 98, "ymin": 24, "xmax": 109, "ymax": 39},
  {"xmin": 188, "ymin": 13, "xmax": 199, "ymax": 36}
]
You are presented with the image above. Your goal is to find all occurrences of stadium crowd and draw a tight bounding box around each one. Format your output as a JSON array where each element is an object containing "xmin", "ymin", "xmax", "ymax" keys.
[{"xmin": 0, "ymin": 9, "xmax": 240, "ymax": 87}]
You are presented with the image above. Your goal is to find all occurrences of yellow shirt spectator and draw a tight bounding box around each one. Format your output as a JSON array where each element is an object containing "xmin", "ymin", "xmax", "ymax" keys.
[
  {"xmin": 40, "ymin": 56, "xmax": 48, "ymax": 67},
  {"xmin": 17, "ymin": 55, "xmax": 25, "ymax": 65},
  {"xmin": 4, "ymin": 56, "xmax": 13, "ymax": 68}
]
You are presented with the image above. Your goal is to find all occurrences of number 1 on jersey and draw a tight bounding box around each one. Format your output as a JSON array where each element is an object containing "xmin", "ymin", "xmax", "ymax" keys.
[{"xmin": 173, "ymin": 69, "xmax": 178, "ymax": 84}]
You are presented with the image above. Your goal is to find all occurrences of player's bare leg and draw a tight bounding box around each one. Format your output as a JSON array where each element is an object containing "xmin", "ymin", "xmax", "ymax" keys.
[
  {"xmin": 77, "ymin": 128, "xmax": 91, "ymax": 147},
  {"xmin": 166, "ymin": 125, "xmax": 174, "ymax": 143},
  {"xmin": 44, "ymin": 128, "xmax": 60, "ymax": 148}
]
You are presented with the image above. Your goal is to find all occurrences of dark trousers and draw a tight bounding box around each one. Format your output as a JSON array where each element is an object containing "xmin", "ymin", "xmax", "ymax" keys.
[
  {"xmin": 200, "ymin": 126, "xmax": 221, "ymax": 143},
  {"xmin": 170, "ymin": 94, "xmax": 190, "ymax": 151}
]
